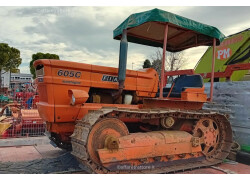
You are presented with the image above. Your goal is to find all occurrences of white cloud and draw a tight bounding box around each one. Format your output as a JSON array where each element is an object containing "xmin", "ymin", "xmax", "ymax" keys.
[
  {"xmin": 18, "ymin": 65, "xmax": 30, "ymax": 74},
  {"xmin": 1, "ymin": 6, "xmax": 249, "ymax": 75},
  {"xmin": 184, "ymin": 47, "xmax": 209, "ymax": 69},
  {"xmin": 223, "ymin": 21, "xmax": 250, "ymax": 35}
]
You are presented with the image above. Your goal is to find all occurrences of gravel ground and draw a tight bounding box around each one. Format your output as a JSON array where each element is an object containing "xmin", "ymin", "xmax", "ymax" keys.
[
  {"xmin": 0, "ymin": 152, "xmax": 86, "ymax": 174},
  {"xmin": 1, "ymin": 151, "xmax": 250, "ymax": 174}
]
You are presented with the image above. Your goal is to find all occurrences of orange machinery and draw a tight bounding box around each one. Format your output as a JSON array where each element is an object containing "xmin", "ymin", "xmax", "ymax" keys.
[
  {"xmin": 34, "ymin": 60, "xmax": 158, "ymax": 145},
  {"xmin": 34, "ymin": 8, "xmax": 232, "ymax": 173}
]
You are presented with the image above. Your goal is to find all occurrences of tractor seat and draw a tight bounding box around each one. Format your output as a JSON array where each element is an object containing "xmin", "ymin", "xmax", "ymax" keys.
[{"xmin": 156, "ymin": 74, "xmax": 203, "ymax": 98}]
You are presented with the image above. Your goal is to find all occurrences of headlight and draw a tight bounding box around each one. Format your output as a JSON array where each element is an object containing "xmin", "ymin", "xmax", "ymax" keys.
[
  {"xmin": 71, "ymin": 94, "xmax": 76, "ymax": 105},
  {"xmin": 68, "ymin": 89, "xmax": 89, "ymax": 106}
]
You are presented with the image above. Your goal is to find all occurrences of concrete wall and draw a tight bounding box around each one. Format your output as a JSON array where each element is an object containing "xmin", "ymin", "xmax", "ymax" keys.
[{"xmin": 204, "ymin": 81, "xmax": 250, "ymax": 147}]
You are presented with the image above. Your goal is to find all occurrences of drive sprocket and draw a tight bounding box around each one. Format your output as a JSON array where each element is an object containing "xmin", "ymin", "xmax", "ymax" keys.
[{"xmin": 193, "ymin": 118, "xmax": 225, "ymax": 160}]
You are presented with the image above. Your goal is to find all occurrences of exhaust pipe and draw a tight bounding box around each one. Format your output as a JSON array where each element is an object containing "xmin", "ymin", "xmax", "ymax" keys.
[{"xmin": 116, "ymin": 29, "xmax": 128, "ymax": 97}]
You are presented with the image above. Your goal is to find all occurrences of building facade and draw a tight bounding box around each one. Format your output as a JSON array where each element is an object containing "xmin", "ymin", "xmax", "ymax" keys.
[
  {"xmin": 1, "ymin": 70, "xmax": 33, "ymax": 93},
  {"xmin": 10, "ymin": 73, "xmax": 33, "ymax": 90},
  {"xmin": 0, "ymin": 70, "xmax": 11, "ymax": 88}
]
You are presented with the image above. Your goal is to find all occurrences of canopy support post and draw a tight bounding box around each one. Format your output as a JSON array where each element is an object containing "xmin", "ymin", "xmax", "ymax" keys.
[
  {"xmin": 159, "ymin": 23, "xmax": 169, "ymax": 99},
  {"xmin": 210, "ymin": 38, "xmax": 216, "ymax": 102}
]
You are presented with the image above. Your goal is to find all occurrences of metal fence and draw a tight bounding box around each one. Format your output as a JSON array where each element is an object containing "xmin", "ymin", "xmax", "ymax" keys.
[{"xmin": 0, "ymin": 82, "xmax": 45, "ymax": 139}]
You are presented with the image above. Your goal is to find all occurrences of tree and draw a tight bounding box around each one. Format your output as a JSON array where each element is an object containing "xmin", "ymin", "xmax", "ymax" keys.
[
  {"xmin": 149, "ymin": 48, "xmax": 186, "ymax": 79},
  {"xmin": 10, "ymin": 69, "xmax": 20, "ymax": 73},
  {"xmin": 142, "ymin": 59, "xmax": 152, "ymax": 68},
  {"xmin": 149, "ymin": 49, "xmax": 162, "ymax": 77},
  {"xmin": 0, "ymin": 43, "xmax": 22, "ymax": 89},
  {"xmin": 151, "ymin": 59, "xmax": 162, "ymax": 77},
  {"xmin": 30, "ymin": 52, "xmax": 60, "ymax": 79},
  {"xmin": 166, "ymin": 51, "xmax": 186, "ymax": 72}
]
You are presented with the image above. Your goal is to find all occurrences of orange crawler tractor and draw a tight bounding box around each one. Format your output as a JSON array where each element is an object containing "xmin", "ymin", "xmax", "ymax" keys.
[{"xmin": 34, "ymin": 9, "xmax": 232, "ymax": 173}]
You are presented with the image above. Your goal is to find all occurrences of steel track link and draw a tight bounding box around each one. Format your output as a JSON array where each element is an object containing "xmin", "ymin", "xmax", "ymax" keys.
[{"xmin": 71, "ymin": 107, "xmax": 233, "ymax": 174}]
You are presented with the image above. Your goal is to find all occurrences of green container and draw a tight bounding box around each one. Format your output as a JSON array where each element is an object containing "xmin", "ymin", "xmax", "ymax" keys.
[
  {"xmin": 241, "ymin": 145, "xmax": 250, "ymax": 153},
  {"xmin": 0, "ymin": 95, "xmax": 9, "ymax": 102}
]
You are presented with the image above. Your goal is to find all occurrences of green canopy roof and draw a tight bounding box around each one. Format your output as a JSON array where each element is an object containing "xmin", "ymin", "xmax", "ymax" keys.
[{"xmin": 113, "ymin": 8, "xmax": 225, "ymax": 52}]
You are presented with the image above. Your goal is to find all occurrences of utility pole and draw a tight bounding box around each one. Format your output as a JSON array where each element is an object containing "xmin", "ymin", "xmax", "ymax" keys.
[{"xmin": 132, "ymin": 62, "xmax": 134, "ymax": 70}]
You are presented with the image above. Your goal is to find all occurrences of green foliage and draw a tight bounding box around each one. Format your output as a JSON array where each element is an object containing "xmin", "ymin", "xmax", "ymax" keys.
[
  {"xmin": 0, "ymin": 43, "xmax": 22, "ymax": 88},
  {"xmin": 10, "ymin": 69, "xmax": 20, "ymax": 73},
  {"xmin": 0, "ymin": 43, "xmax": 22, "ymax": 71},
  {"xmin": 30, "ymin": 52, "xmax": 60, "ymax": 79},
  {"xmin": 142, "ymin": 59, "xmax": 152, "ymax": 68},
  {"xmin": 0, "ymin": 43, "xmax": 10, "ymax": 71}
]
